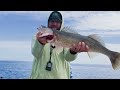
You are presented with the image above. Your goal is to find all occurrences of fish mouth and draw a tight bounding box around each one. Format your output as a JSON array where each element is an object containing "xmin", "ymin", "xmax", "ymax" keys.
[
  {"xmin": 46, "ymin": 35, "xmax": 55, "ymax": 43},
  {"xmin": 46, "ymin": 35, "xmax": 54, "ymax": 40},
  {"xmin": 39, "ymin": 33, "xmax": 54, "ymax": 41},
  {"xmin": 39, "ymin": 33, "xmax": 53, "ymax": 38}
]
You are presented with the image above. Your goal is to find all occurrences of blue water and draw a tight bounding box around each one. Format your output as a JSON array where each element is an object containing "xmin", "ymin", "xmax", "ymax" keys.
[
  {"xmin": 0, "ymin": 61, "xmax": 120, "ymax": 79},
  {"xmin": 71, "ymin": 64, "xmax": 120, "ymax": 79},
  {"xmin": 0, "ymin": 61, "xmax": 32, "ymax": 79}
]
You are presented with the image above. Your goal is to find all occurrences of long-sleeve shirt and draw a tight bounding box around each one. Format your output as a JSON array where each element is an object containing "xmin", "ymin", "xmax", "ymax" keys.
[{"xmin": 30, "ymin": 36, "xmax": 77, "ymax": 79}]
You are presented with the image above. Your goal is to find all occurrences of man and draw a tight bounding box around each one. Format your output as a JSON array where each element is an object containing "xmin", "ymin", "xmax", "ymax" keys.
[{"xmin": 30, "ymin": 11, "xmax": 89, "ymax": 79}]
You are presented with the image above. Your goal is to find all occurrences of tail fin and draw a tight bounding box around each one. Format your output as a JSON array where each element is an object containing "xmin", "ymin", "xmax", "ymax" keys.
[{"xmin": 110, "ymin": 52, "xmax": 120, "ymax": 70}]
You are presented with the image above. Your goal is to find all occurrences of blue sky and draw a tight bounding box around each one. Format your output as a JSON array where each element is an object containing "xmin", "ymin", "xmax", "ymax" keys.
[{"xmin": 0, "ymin": 11, "xmax": 120, "ymax": 65}]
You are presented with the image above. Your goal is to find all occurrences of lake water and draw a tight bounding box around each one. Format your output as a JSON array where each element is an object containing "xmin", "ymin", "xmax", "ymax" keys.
[{"xmin": 0, "ymin": 61, "xmax": 120, "ymax": 79}]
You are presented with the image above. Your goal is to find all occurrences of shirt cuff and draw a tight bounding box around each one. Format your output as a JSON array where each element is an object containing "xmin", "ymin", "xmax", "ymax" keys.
[{"xmin": 69, "ymin": 49, "xmax": 77, "ymax": 55}]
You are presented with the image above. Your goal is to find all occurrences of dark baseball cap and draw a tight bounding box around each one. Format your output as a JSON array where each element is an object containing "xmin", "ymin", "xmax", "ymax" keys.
[{"xmin": 48, "ymin": 11, "xmax": 62, "ymax": 23}]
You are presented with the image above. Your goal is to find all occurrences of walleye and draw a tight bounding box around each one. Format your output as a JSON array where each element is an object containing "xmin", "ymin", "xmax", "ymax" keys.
[{"xmin": 37, "ymin": 26, "xmax": 120, "ymax": 70}]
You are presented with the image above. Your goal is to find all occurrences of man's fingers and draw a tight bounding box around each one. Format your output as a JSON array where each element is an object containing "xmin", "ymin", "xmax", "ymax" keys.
[
  {"xmin": 78, "ymin": 42, "xmax": 81, "ymax": 45},
  {"xmin": 78, "ymin": 42, "xmax": 89, "ymax": 52},
  {"xmin": 71, "ymin": 42, "xmax": 89, "ymax": 52},
  {"xmin": 81, "ymin": 42, "xmax": 85, "ymax": 50},
  {"xmin": 86, "ymin": 45, "xmax": 89, "ymax": 51}
]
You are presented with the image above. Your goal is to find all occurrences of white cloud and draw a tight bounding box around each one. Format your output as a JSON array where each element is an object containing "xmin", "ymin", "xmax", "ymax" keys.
[
  {"xmin": 1, "ymin": 11, "xmax": 120, "ymax": 31},
  {"xmin": 75, "ymin": 12, "xmax": 120, "ymax": 30},
  {"xmin": 0, "ymin": 11, "xmax": 52, "ymax": 26},
  {"xmin": 0, "ymin": 11, "xmax": 51, "ymax": 20},
  {"xmin": 0, "ymin": 41, "xmax": 31, "ymax": 48},
  {"xmin": 0, "ymin": 41, "xmax": 33, "ymax": 61},
  {"xmin": 60, "ymin": 11, "xmax": 120, "ymax": 37},
  {"xmin": 76, "ymin": 29, "xmax": 120, "ymax": 38}
]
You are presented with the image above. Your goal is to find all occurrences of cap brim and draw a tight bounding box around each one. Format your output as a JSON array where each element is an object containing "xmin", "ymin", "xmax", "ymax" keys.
[{"xmin": 49, "ymin": 17, "xmax": 62, "ymax": 23}]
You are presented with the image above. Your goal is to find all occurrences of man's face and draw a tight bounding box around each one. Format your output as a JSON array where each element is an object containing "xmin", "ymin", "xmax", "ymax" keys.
[{"xmin": 48, "ymin": 20, "xmax": 61, "ymax": 30}]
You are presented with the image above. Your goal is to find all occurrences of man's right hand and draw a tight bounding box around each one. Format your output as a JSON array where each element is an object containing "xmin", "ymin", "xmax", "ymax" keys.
[
  {"xmin": 36, "ymin": 32, "xmax": 48, "ymax": 45},
  {"xmin": 36, "ymin": 31, "xmax": 54, "ymax": 45}
]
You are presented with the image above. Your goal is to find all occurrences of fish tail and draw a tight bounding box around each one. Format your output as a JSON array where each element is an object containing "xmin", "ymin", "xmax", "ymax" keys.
[{"xmin": 110, "ymin": 51, "xmax": 120, "ymax": 70}]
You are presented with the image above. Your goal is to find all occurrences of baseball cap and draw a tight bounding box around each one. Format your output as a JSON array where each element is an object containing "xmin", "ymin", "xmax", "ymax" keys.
[{"xmin": 48, "ymin": 11, "xmax": 62, "ymax": 23}]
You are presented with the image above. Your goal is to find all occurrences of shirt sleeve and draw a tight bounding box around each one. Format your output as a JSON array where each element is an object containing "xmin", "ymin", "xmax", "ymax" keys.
[
  {"xmin": 63, "ymin": 48, "xmax": 78, "ymax": 62},
  {"xmin": 31, "ymin": 36, "xmax": 44, "ymax": 58}
]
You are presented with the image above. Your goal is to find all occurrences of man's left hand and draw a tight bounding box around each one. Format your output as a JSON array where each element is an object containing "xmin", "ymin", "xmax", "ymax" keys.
[{"xmin": 70, "ymin": 42, "xmax": 89, "ymax": 54}]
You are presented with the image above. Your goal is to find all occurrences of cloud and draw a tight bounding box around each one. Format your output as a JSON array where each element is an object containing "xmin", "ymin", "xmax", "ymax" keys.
[
  {"xmin": 0, "ymin": 41, "xmax": 33, "ymax": 61},
  {"xmin": 0, "ymin": 41, "xmax": 30, "ymax": 48},
  {"xmin": 59, "ymin": 11, "xmax": 120, "ymax": 30},
  {"xmin": 0, "ymin": 11, "xmax": 52, "ymax": 26},
  {"xmin": 1, "ymin": 11, "xmax": 120, "ymax": 31},
  {"xmin": 60, "ymin": 11, "xmax": 120, "ymax": 37},
  {"xmin": 76, "ymin": 12, "xmax": 120, "ymax": 30},
  {"xmin": 75, "ymin": 29, "xmax": 120, "ymax": 38},
  {"xmin": 0, "ymin": 11, "xmax": 51, "ymax": 20}
]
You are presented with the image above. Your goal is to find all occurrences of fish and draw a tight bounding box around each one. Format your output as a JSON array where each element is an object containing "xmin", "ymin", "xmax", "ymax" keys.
[{"xmin": 37, "ymin": 26, "xmax": 120, "ymax": 70}]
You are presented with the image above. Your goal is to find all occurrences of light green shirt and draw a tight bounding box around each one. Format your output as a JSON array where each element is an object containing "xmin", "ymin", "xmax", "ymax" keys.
[{"xmin": 30, "ymin": 36, "xmax": 77, "ymax": 79}]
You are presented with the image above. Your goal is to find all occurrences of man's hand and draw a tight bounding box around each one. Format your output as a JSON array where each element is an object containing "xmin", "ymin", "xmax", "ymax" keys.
[
  {"xmin": 70, "ymin": 42, "xmax": 89, "ymax": 54},
  {"xmin": 36, "ymin": 31, "xmax": 54, "ymax": 45},
  {"xmin": 36, "ymin": 32, "xmax": 48, "ymax": 45}
]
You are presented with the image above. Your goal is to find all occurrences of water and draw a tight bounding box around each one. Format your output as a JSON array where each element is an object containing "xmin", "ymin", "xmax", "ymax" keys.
[
  {"xmin": 0, "ymin": 61, "xmax": 32, "ymax": 79},
  {"xmin": 0, "ymin": 61, "xmax": 120, "ymax": 79},
  {"xmin": 71, "ymin": 64, "xmax": 120, "ymax": 79}
]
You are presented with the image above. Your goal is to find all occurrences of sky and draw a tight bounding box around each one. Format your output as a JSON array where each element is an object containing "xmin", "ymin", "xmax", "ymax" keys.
[{"xmin": 0, "ymin": 11, "xmax": 120, "ymax": 65}]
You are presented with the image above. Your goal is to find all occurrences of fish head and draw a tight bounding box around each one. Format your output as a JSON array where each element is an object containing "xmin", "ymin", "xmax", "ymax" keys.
[
  {"xmin": 37, "ymin": 27, "xmax": 54, "ymax": 38},
  {"xmin": 37, "ymin": 27, "xmax": 55, "ymax": 43}
]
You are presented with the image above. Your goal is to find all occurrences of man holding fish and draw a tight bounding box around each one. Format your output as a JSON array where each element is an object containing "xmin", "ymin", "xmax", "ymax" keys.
[{"xmin": 30, "ymin": 11, "xmax": 89, "ymax": 79}]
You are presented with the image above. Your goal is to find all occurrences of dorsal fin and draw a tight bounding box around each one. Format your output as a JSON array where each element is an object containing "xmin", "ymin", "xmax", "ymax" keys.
[
  {"xmin": 62, "ymin": 26, "xmax": 78, "ymax": 34},
  {"xmin": 88, "ymin": 34, "xmax": 105, "ymax": 47}
]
